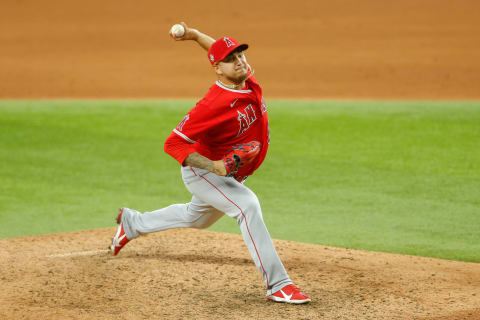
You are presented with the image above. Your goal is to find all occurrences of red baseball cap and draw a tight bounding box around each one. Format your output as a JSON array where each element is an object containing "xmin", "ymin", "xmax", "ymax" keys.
[{"xmin": 207, "ymin": 37, "xmax": 248, "ymax": 65}]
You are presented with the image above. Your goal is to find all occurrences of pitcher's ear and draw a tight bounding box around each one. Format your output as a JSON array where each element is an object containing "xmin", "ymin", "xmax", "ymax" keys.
[{"xmin": 214, "ymin": 64, "xmax": 223, "ymax": 75}]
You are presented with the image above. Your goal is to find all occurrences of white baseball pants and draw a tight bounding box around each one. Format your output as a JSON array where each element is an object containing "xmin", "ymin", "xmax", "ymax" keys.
[{"xmin": 121, "ymin": 166, "xmax": 292, "ymax": 294}]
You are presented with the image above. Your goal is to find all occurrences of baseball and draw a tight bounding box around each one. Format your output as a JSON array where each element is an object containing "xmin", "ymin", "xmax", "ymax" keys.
[{"xmin": 170, "ymin": 24, "xmax": 185, "ymax": 37}]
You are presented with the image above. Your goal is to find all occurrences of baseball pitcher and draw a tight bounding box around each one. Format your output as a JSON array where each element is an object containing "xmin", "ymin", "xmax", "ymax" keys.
[{"xmin": 109, "ymin": 22, "xmax": 311, "ymax": 304}]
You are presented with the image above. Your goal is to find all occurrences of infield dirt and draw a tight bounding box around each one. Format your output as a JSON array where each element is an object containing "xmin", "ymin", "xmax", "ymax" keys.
[
  {"xmin": 1, "ymin": 0, "xmax": 479, "ymax": 99},
  {"xmin": 1, "ymin": 0, "xmax": 479, "ymax": 319},
  {"xmin": 1, "ymin": 229, "xmax": 479, "ymax": 320}
]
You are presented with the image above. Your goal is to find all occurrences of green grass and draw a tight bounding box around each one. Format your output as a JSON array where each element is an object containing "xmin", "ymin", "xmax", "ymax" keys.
[{"xmin": 1, "ymin": 100, "xmax": 479, "ymax": 262}]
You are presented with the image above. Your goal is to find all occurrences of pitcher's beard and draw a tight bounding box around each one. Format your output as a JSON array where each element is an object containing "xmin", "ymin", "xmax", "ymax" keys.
[{"xmin": 225, "ymin": 72, "xmax": 248, "ymax": 85}]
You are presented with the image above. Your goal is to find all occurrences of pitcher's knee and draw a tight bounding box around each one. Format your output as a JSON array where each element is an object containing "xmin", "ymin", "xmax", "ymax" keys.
[
  {"xmin": 239, "ymin": 197, "xmax": 262, "ymax": 220},
  {"xmin": 189, "ymin": 210, "xmax": 224, "ymax": 229},
  {"xmin": 192, "ymin": 220, "xmax": 214, "ymax": 229}
]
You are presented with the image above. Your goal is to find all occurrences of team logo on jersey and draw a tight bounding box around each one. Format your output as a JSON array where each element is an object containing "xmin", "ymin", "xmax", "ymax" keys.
[
  {"xmin": 209, "ymin": 54, "xmax": 214, "ymax": 62},
  {"xmin": 223, "ymin": 37, "xmax": 235, "ymax": 48},
  {"xmin": 176, "ymin": 114, "xmax": 190, "ymax": 131},
  {"xmin": 237, "ymin": 104, "xmax": 257, "ymax": 136}
]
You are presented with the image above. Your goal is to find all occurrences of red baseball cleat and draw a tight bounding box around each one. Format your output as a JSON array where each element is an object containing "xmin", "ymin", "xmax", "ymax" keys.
[
  {"xmin": 267, "ymin": 284, "xmax": 311, "ymax": 304},
  {"xmin": 109, "ymin": 208, "xmax": 130, "ymax": 255}
]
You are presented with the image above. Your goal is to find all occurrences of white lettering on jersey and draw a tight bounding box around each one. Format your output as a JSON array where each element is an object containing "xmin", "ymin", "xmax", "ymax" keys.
[
  {"xmin": 176, "ymin": 114, "xmax": 190, "ymax": 132},
  {"xmin": 261, "ymin": 98, "xmax": 267, "ymax": 114},
  {"xmin": 245, "ymin": 104, "xmax": 257, "ymax": 123},
  {"xmin": 237, "ymin": 104, "xmax": 257, "ymax": 136}
]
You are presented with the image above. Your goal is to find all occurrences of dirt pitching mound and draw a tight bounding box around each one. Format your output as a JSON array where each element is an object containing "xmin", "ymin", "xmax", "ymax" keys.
[{"xmin": 1, "ymin": 228, "xmax": 479, "ymax": 319}]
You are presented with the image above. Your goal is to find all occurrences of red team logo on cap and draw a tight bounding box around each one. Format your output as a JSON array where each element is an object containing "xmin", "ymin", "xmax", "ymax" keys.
[
  {"xmin": 223, "ymin": 37, "xmax": 235, "ymax": 47},
  {"xmin": 207, "ymin": 36, "xmax": 248, "ymax": 65}
]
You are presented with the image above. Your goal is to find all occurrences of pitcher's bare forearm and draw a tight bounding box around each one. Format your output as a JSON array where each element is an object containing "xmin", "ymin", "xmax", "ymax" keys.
[
  {"xmin": 183, "ymin": 152, "xmax": 226, "ymax": 176},
  {"xmin": 191, "ymin": 29, "xmax": 215, "ymax": 51}
]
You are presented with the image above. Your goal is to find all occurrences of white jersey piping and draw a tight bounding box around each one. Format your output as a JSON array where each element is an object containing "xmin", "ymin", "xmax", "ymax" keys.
[
  {"xmin": 173, "ymin": 129, "xmax": 196, "ymax": 144},
  {"xmin": 215, "ymin": 81, "xmax": 252, "ymax": 93}
]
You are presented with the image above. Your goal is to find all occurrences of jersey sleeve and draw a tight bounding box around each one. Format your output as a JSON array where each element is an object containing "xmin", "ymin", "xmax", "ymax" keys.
[
  {"xmin": 163, "ymin": 131, "xmax": 195, "ymax": 165},
  {"xmin": 166, "ymin": 101, "xmax": 218, "ymax": 164},
  {"xmin": 172, "ymin": 101, "xmax": 216, "ymax": 144}
]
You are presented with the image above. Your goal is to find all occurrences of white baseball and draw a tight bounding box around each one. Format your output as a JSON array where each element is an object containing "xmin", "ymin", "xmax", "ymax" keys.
[{"xmin": 170, "ymin": 24, "xmax": 185, "ymax": 37}]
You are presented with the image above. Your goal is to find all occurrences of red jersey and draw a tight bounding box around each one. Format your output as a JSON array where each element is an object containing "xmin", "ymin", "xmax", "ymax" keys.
[{"xmin": 164, "ymin": 75, "xmax": 270, "ymax": 177}]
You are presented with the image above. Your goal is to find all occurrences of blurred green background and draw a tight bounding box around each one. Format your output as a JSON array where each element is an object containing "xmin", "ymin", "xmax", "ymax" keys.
[{"xmin": 1, "ymin": 100, "xmax": 479, "ymax": 262}]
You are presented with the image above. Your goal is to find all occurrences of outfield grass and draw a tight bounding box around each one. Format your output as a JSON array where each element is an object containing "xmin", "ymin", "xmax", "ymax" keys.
[{"xmin": 0, "ymin": 100, "xmax": 479, "ymax": 262}]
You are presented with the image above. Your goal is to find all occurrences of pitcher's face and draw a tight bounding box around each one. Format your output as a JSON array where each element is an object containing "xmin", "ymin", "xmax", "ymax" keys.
[{"xmin": 215, "ymin": 51, "xmax": 249, "ymax": 83}]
